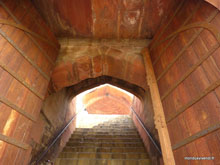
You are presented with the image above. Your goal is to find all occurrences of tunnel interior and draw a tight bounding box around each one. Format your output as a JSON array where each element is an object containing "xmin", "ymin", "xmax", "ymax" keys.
[
  {"xmin": 30, "ymin": 76, "xmax": 160, "ymax": 164},
  {"xmin": 0, "ymin": 0, "xmax": 220, "ymax": 164}
]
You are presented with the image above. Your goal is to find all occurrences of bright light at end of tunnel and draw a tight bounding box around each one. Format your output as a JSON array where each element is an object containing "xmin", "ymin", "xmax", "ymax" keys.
[
  {"xmin": 75, "ymin": 84, "xmax": 134, "ymax": 112},
  {"xmin": 74, "ymin": 84, "xmax": 134, "ymax": 128},
  {"xmin": 76, "ymin": 84, "xmax": 134, "ymax": 114}
]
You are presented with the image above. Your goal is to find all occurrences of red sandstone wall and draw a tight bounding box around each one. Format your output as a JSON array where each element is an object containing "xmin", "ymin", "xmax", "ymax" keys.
[
  {"xmin": 30, "ymin": 89, "xmax": 77, "ymax": 163},
  {"xmin": 52, "ymin": 39, "xmax": 148, "ymax": 92},
  {"xmin": 60, "ymin": 97, "xmax": 77, "ymax": 152},
  {"xmin": 150, "ymin": 0, "xmax": 220, "ymax": 164},
  {"xmin": 0, "ymin": 0, "xmax": 59, "ymax": 164},
  {"xmin": 131, "ymin": 94, "xmax": 161, "ymax": 164}
]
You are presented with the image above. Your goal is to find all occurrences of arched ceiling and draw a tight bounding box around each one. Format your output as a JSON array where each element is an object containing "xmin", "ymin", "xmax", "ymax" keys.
[
  {"xmin": 65, "ymin": 75, "xmax": 146, "ymax": 101},
  {"xmin": 32, "ymin": 0, "xmax": 179, "ymax": 39},
  {"xmin": 82, "ymin": 84, "xmax": 133, "ymax": 114}
]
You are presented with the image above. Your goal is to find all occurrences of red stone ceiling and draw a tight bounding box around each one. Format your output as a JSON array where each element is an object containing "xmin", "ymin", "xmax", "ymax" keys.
[
  {"xmin": 83, "ymin": 85, "xmax": 133, "ymax": 114},
  {"xmin": 32, "ymin": 0, "xmax": 178, "ymax": 39}
]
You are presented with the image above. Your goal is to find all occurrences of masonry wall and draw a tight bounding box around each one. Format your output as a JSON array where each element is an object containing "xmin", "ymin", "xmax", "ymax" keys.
[
  {"xmin": 150, "ymin": 0, "xmax": 220, "ymax": 164},
  {"xmin": 52, "ymin": 39, "xmax": 149, "ymax": 92},
  {"xmin": 131, "ymin": 93, "xmax": 161, "ymax": 165},
  {"xmin": 0, "ymin": 0, "xmax": 59, "ymax": 164},
  {"xmin": 30, "ymin": 89, "xmax": 77, "ymax": 163}
]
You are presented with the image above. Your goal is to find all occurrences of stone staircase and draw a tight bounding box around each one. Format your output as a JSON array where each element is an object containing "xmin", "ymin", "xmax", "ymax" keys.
[{"xmin": 55, "ymin": 115, "xmax": 151, "ymax": 165}]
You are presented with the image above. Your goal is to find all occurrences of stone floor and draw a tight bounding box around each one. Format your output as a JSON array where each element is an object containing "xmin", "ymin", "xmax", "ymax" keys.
[{"xmin": 55, "ymin": 114, "xmax": 151, "ymax": 165}]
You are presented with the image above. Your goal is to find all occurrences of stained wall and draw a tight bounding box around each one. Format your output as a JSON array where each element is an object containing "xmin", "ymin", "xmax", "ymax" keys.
[
  {"xmin": 52, "ymin": 39, "xmax": 149, "ymax": 92},
  {"xmin": 0, "ymin": 0, "xmax": 59, "ymax": 164},
  {"xmin": 150, "ymin": 0, "xmax": 220, "ymax": 164},
  {"xmin": 131, "ymin": 92, "xmax": 161, "ymax": 164},
  {"xmin": 30, "ymin": 89, "xmax": 77, "ymax": 163},
  {"xmin": 33, "ymin": 0, "xmax": 178, "ymax": 39}
]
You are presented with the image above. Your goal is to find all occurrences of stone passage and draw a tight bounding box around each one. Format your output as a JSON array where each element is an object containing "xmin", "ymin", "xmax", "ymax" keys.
[{"xmin": 55, "ymin": 115, "xmax": 151, "ymax": 165}]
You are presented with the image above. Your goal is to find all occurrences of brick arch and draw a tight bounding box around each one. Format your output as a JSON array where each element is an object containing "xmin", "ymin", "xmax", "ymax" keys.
[
  {"xmin": 66, "ymin": 75, "xmax": 146, "ymax": 101},
  {"xmin": 52, "ymin": 55, "xmax": 147, "ymax": 92},
  {"xmin": 51, "ymin": 39, "xmax": 148, "ymax": 93},
  {"xmin": 37, "ymin": 77, "xmax": 149, "ymax": 162}
]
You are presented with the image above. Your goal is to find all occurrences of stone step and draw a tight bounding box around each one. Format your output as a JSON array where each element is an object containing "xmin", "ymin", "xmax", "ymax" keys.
[
  {"xmin": 68, "ymin": 138, "xmax": 142, "ymax": 143},
  {"xmin": 59, "ymin": 152, "xmax": 149, "ymax": 159},
  {"xmin": 94, "ymin": 124, "xmax": 135, "ymax": 127},
  {"xmin": 96, "ymin": 123, "xmax": 134, "ymax": 126},
  {"xmin": 98, "ymin": 118, "xmax": 132, "ymax": 121},
  {"xmin": 66, "ymin": 142, "xmax": 144, "ymax": 148},
  {"xmin": 93, "ymin": 126, "xmax": 136, "ymax": 129},
  {"xmin": 55, "ymin": 158, "xmax": 151, "ymax": 165},
  {"xmin": 108, "ymin": 119, "xmax": 133, "ymax": 121},
  {"xmin": 73, "ymin": 131, "xmax": 138, "ymax": 135},
  {"xmin": 63, "ymin": 147, "xmax": 146, "ymax": 153},
  {"xmin": 70, "ymin": 134, "xmax": 140, "ymax": 140},
  {"xmin": 93, "ymin": 125, "xmax": 136, "ymax": 130},
  {"xmin": 55, "ymin": 114, "xmax": 150, "ymax": 164},
  {"xmin": 72, "ymin": 131, "xmax": 139, "ymax": 136},
  {"xmin": 75, "ymin": 128, "xmax": 137, "ymax": 132},
  {"xmin": 97, "ymin": 121, "xmax": 134, "ymax": 125},
  {"xmin": 72, "ymin": 133, "xmax": 139, "ymax": 137}
]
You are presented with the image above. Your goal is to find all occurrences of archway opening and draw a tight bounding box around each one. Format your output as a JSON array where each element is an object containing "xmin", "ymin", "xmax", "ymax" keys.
[
  {"xmin": 75, "ymin": 84, "xmax": 134, "ymax": 128},
  {"xmin": 31, "ymin": 76, "xmax": 161, "ymax": 164}
]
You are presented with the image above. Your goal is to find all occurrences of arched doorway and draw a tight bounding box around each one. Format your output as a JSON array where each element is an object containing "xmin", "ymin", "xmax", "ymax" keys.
[{"xmin": 30, "ymin": 76, "xmax": 161, "ymax": 164}]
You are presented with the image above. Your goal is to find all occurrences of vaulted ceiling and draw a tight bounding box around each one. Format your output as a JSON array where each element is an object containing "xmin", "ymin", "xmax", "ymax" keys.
[
  {"xmin": 32, "ymin": 0, "xmax": 178, "ymax": 39},
  {"xmin": 82, "ymin": 85, "xmax": 132, "ymax": 114}
]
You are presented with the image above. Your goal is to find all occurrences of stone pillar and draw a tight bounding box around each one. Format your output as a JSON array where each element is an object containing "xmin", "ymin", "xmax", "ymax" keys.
[{"xmin": 142, "ymin": 48, "xmax": 175, "ymax": 165}]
